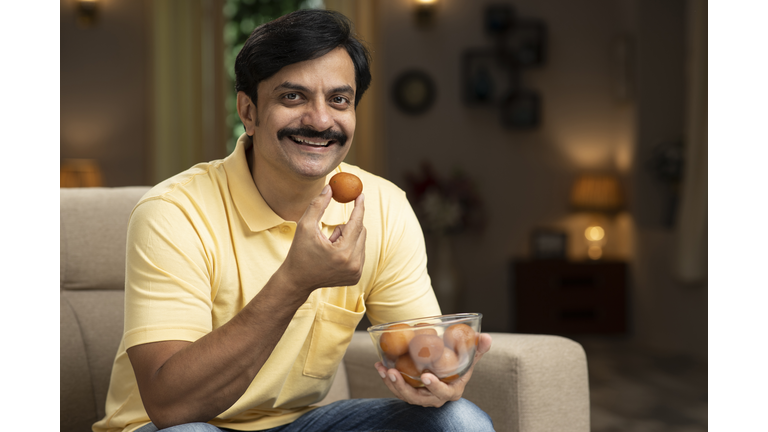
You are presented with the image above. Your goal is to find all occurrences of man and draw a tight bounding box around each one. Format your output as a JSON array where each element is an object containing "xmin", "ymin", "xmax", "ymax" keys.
[{"xmin": 94, "ymin": 9, "xmax": 493, "ymax": 432}]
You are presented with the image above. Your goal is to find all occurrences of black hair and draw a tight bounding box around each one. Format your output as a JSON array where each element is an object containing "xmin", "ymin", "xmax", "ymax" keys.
[{"xmin": 235, "ymin": 9, "xmax": 372, "ymax": 109}]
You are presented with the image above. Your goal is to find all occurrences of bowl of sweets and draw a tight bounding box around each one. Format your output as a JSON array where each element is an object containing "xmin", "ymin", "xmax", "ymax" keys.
[{"xmin": 367, "ymin": 313, "xmax": 482, "ymax": 387}]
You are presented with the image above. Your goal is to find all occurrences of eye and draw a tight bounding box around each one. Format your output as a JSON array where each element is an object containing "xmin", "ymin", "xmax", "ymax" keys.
[
  {"xmin": 332, "ymin": 96, "xmax": 350, "ymax": 106},
  {"xmin": 285, "ymin": 93, "xmax": 299, "ymax": 100}
]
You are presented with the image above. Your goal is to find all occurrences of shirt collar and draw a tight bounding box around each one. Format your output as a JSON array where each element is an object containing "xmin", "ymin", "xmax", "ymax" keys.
[{"xmin": 223, "ymin": 134, "xmax": 350, "ymax": 233}]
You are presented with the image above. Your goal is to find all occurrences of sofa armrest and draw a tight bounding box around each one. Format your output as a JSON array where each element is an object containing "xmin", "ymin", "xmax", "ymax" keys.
[{"xmin": 343, "ymin": 331, "xmax": 590, "ymax": 432}]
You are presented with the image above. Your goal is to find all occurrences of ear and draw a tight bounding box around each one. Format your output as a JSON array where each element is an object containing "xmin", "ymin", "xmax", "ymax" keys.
[{"xmin": 236, "ymin": 91, "xmax": 258, "ymax": 136}]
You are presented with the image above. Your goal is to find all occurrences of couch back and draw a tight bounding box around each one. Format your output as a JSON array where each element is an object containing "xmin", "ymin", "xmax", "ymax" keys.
[{"xmin": 60, "ymin": 187, "xmax": 151, "ymax": 432}]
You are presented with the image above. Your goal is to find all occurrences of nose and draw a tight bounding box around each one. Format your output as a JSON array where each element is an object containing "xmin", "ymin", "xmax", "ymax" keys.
[{"xmin": 300, "ymin": 99, "xmax": 334, "ymax": 131}]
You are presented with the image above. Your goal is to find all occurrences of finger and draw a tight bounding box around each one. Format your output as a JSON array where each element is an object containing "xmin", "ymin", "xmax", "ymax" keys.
[
  {"xmin": 383, "ymin": 367, "xmax": 448, "ymax": 407},
  {"xmin": 329, "ymin": 194, "xmax": 365, "ymax": 245},
  {"xmin": 452, "ymin": 333, "xmax": 493, "ymax": 386},
  {"xmin": 351, "ymin": 226, "xmax": 367, "ymax": 258},
  {"xmin": 420, "ymin": 372, "xmax": 457, "ymax": 401},
  {"xmin": 299, "ymin": 185, "xmax": 333, "ymax": 226},
  {"xmin": 329, "ymin": 225, "xmax": 344, "ymax": 243},
  {"xmin": 477, "ymin": 333, "xmax": 493, "ymax": 355},
  {"xmin": 374, "ymin": 363, "xmax": 405, "ymax": 400},
  {"xmin": 343, "ymin": 193, "xmax": 366, "ymax": 235}
]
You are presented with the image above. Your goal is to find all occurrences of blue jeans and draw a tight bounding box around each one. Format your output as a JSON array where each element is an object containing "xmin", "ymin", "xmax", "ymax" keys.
[{"xmin": 134, "ymin": 398, "xmax": 494, "ymax": 432}]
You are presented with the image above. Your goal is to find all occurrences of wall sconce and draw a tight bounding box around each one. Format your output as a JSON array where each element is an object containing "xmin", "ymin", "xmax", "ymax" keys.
[
  {"xmin": 570, "ymin": 173, "xmax": 624, "ymax": 260},
  {"xmin": 61, "ymin": 159, "xmax": 104, "ymax": 188},
  {"xmin": 77, "ymin": 0, "xmax": 101, "ymax": 28},
  {"xmin": 414, "ymin": 0, "xmax": 439, "ymax": 28}
]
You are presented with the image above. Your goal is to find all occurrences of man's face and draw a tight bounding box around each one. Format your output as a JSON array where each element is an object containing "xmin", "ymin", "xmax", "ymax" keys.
[{"xmin": 249, "ymin": 47, "xmax": 357, "ymax": 181}]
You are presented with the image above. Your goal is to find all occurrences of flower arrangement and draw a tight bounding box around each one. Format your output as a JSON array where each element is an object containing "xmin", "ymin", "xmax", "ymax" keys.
[{"xmin": 405, "ymin": 162, "xmax": 486, "ymax": 236}]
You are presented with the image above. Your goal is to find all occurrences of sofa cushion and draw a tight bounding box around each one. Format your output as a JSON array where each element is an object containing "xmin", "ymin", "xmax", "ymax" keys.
[
  {"xmin": 61, "ymin": 295, "xmax": 98, "ymax": 431},
  {"xmin": 62, "ymin": 290, "xmax": 127, "ymax": 422},
  {"xmin": 60, "ymin": 187, "xmax": 150, "ymax": 291}
]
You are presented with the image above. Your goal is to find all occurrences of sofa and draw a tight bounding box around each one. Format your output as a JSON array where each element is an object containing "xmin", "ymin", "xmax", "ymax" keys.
[{"xmin": 60, "ymin": 186, "xmax": 590, "ymax": 432}]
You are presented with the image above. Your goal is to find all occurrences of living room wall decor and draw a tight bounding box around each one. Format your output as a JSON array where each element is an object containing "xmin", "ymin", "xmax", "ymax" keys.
[
  {"xmin": 461, "ymin": 4, "xmax": 546, "ymax": 129},
  {"xmin": 392, "ymin": 69, "xmax": 437, "ymax": 115}
]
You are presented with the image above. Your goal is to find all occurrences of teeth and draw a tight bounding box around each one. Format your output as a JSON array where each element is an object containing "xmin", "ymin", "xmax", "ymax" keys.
[{"xmin": 293, "ymin": 136, "xmax": 330, "ymax": 146}]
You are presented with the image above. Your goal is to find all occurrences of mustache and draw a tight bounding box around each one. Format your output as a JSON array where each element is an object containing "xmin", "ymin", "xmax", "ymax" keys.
[{"xmin": 277, "ymin": 126, "xmax": 348, "ymax": 146}]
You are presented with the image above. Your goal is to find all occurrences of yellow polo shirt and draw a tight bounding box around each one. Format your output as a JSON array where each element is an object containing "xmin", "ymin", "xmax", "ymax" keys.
[{"xmin": 93, "ymin": 135, "xmax": 440, "ymax": 432}]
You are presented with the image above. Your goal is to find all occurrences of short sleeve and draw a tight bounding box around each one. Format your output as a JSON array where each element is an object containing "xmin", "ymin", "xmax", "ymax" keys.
[
  {"xmin": 123, "ymin": 198, "xmax": 215, "ymax": 349},
  {"xmin": 364, "ymin": 190, "xmax": 441, "ymax": 325}
]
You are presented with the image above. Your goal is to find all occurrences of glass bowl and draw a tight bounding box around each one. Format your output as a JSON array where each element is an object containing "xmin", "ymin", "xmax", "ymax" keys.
[{"xmin": 367, "ymin": 313, "xmax": 482, "ymax": 387}]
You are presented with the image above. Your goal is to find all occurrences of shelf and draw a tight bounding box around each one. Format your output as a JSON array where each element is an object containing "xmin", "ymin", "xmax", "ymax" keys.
[{"xmin": 510, "ymin": 259, "xmax": 628, "ymax": 335}]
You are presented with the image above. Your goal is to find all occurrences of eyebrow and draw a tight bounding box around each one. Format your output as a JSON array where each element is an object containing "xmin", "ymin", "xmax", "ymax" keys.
[{"xmin": 274, "ymin": 81, "xmax": 355, "ymax": 97}]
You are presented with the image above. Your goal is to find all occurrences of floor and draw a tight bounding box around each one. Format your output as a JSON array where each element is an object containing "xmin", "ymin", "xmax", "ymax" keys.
[{"xmin": 571, "ymin": 336, "xmax": 708, "ymax": 432}]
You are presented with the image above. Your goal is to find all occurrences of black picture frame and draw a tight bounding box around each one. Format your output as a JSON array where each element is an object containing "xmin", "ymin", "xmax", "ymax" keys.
[
  {"xmin": 530, "ymin": 229, "xmax": 567, "ymax": 260},
  {"xmin": 462, "ymin": 49, "xmax": 519, "ymax": 106}
]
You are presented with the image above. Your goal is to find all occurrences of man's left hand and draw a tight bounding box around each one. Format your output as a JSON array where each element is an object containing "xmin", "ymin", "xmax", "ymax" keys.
[{"xmin": 374, "ymin": 333, "xmax": 492, "ymax": 407}]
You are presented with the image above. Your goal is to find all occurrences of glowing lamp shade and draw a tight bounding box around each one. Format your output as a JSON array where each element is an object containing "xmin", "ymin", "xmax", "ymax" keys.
[
  {"xmin": 570, "ymin": 174, "xmax": 624, "ymax": 213},
  {"xmin": 414, "ymin": 0, "xmax": 439, "ymax": 28}
]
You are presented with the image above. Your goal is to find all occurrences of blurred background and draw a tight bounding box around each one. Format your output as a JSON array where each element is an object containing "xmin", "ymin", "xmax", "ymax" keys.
[{"xmin": 61, "ymin": 0, "xmax": 707, "ymax": 430}]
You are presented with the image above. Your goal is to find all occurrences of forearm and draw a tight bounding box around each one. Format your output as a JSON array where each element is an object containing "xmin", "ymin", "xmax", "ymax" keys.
[{"xmin": 130, "ymin": 269, "xmax": 309, "ymax": 428}]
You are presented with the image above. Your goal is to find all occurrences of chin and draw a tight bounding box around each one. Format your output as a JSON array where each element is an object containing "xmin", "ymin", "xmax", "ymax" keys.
[{"xmin": 289, "ymin": 161, "xmax": 338, "ymax": 180}]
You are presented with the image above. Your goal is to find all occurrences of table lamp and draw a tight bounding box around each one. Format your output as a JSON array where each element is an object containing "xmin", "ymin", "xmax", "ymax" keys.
[
  {"xmin": 60, "ymin": 159, "xmax": 103, "ymax": 188},
  {"xmin": 570, "ymin": 173, "xmax": 624, "ymax": 260}
]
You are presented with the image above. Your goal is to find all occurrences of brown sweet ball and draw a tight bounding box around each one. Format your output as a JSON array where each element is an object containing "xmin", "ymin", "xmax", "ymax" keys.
[
  {"xmin": 379, "ymin": 323, "xmax": 414, "ymax": 357},
  {"xmin": 413, "ymin": 322, "xmax": 438, "ymax": 336},
  {"xmin": 329, "ymin": 172, "xmax": 363, "ymax": 203},
  {"xmin": 402, "ymin": 374, "xmax": 425, "ymax": 388},
  {"xmin": 395, "ymin": 353, "xmax": 421, "ymax": 376},
  {"xmin": 444, "ymin": 323, "xmax": 478, "ymax": 355},
  {"xmin": 431, "ymin": 346, "xmax": 459, "ymax": 378},
  {"xmin": 439, "ymin": 373, "xmax": 460, "ymax": 384},
  {"xmin": 409, "ymin": 334, "xmax": 445, "ymax": 366}
]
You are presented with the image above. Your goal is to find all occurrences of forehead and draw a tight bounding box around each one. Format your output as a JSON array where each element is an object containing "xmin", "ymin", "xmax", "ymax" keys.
[{"xmin": 260, "ymin": 47, "xmax": 356, "ymax": 95}]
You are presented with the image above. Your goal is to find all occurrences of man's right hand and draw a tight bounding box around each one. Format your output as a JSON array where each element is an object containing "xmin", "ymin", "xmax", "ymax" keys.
[{"xmin": 279, "ymin": 184, "xmax": 367, "ymax": 293}]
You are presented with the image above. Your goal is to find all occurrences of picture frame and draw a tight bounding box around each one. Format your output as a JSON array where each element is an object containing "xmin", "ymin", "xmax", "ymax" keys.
[
  {"xmin": 530, "ymin": 229, "xmax": 567, "ymax": 260},
  {"xmin": 461, "ymin": 49, "xmax": 519, "ymax": 106}
]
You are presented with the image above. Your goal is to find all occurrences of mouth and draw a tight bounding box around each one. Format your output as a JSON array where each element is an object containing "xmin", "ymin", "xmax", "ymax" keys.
[
  {"xmin": 277, "ymin": 126, "xmax": 348, "ymax": 147},
  {"xmin": 289, "ymin": 135, "xmax": 336, "ymax": 147}
]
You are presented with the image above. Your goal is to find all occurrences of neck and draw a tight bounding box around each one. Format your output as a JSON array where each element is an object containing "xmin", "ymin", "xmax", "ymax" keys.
[{"xmin": 247, "ymin": 142, "xmax": 328, "ymax": 222}]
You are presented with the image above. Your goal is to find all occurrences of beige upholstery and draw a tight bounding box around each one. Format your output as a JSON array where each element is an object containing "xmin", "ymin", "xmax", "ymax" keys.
[{"xmin": 60, "ymin": 187, "xmax": 590, "ymax": 432}]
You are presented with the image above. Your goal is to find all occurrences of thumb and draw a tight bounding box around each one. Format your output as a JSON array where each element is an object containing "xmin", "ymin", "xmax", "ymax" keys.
[{"xmin": 300, "ymin": 184, "xmax": 333, "ymax": 226}]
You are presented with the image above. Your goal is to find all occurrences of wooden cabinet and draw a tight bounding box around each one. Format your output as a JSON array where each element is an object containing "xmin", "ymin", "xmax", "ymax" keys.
[{"xmin": 511, "ymin": 260, "xmax": 628, "ymax": 335}]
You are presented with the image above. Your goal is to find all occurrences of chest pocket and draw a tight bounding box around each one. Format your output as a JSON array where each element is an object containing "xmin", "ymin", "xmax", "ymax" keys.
[{"xmin": 303, "ymin": 294, "xmax": 366, "ymax": 379}]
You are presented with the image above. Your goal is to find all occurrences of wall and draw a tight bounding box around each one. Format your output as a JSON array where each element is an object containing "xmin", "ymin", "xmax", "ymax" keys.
[
  {"xmin": 376, "ymin": 0, "xmax": 706, "ymax": 359},
  {"xmin": 61, "ymin": 0, "xmax": 229, "ymax": 187},
  {"xmin": 61, "ymin": 0, "xmax": 151, "ymax": 186},
  {"xmin": 377, "ymin": 0, "xmax": 637, "ymax": 333},
  {"xmin": 629, "ymin": 0, "xmax": 707, "ymax": 359}
]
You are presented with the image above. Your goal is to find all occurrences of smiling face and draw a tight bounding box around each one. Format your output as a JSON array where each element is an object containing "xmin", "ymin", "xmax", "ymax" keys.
[{"xmin": 239, "ymin": 47, "xmax": 357, "ymax": 183}]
